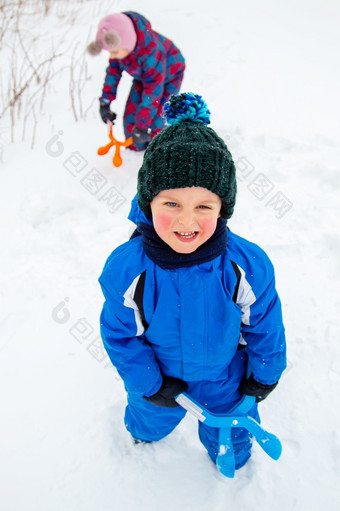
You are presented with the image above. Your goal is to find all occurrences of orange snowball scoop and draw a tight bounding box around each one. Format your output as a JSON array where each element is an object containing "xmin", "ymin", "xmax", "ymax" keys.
[{"xmin": 97, "ymin": 125, "xmax": 133, "ymax": 167}]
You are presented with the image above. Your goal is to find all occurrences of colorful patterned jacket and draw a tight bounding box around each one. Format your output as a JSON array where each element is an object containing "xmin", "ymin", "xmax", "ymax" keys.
[{"xmin": 99, "ymin": 11, "xmax": 185, "ymax": 130}]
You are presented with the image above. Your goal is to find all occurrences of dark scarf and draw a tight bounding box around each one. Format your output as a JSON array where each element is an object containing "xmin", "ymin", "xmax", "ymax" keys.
[{"xmin": 137, "ymin": 218, "xmax": 228, "ymax": 269}]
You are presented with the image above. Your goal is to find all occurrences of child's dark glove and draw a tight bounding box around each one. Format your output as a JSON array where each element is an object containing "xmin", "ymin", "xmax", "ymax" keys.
[
  {"xmin": 99, "ymin": 104, "xmax": 117, "ymax": 124},
  {"xmin": 132, "ymin": 127, "xmax": 152, "ymax": 146},
  {"xmin": 143, "ymin": 376, "xmax": 188, "ymax": 408},
  {"xmin": 239, "ymin": 374, "xmax": 278, "ymax": 402}
]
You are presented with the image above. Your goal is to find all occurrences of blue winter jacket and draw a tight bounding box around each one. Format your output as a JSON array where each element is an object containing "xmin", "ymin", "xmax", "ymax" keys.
[{"xmin": 99, "ymin": 207, "xmax": 286, "ymax": 398}]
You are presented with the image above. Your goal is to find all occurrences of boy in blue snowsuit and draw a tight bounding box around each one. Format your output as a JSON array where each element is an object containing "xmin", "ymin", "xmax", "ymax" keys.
[
  {"xmin": 99, "ymin": 93, "xmax": 286, "ymax": 470},
  {"xmin": 87, "ymin": 12, "xmax": 185, "ymax": 150}
]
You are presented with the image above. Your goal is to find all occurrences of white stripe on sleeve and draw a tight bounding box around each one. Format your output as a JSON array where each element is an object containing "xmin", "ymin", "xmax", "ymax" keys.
[
  {"xmin": 235, "ymin": 265, "xmax": 256, "ymax": 326},
  {"xmin": 123, "ymin": 274, "xmax": 145, "ymax": 337}
]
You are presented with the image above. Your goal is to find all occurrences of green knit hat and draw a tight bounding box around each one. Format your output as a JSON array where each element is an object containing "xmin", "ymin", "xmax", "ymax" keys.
[{"xmin": 137, "ymin": 93, "xmax": 237, "ymax": 219}]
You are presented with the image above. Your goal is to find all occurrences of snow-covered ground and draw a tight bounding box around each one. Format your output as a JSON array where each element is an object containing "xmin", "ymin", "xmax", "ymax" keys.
[{"xmin": 1, "ymin": 1, "xmax": 340, "ymax": 510}]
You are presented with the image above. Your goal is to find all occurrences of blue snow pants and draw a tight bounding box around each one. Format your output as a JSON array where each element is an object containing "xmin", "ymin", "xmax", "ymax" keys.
[{"xmin": 124, "ymin": 351, "xmax": 259, "ymax": 470}]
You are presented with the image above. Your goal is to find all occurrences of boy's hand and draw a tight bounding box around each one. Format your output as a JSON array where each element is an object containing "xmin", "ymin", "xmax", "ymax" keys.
[
  {"xmin": 99, "ymin": 104, "xmax": 117, "ymax": 124},
  {"xmin": 132, "ymin": 127, "xmax": 152, "ymax": 146},
  {"xmin": 240, "ymin": 374, "xmax": 278, "ymax": 402},
  {"xmin": 143, "ymin": 376, "xmax": 188, "ymax": 408}
]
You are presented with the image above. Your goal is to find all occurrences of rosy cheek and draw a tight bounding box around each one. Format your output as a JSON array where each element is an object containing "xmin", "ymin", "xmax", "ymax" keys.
[
  {"xmin": 199, "ymin": 217, "xmax": 218, "ymax": 234},
  {"xmin": 153, "ymin": 214, "xmax": 173, "ymax": 232}
]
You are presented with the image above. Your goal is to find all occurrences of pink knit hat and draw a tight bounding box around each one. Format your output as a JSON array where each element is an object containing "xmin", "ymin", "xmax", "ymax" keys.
[{"xmin": 87, "ymin": 13, "xmax": 137, "ymax": 55}]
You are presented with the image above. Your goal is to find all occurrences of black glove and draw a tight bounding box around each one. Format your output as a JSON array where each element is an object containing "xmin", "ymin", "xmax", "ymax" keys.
[
  {"xmin": 132, "ymin": 127, "xmax": 152, "ymax": 146},
  {"xmin": 99, "ymin": 104, "xmax": 117, "ymax": 124},
  {"xmin": 143, "ymin": 376, "xmax": 188, "ymax": 408},
  {"xmin": 239, "ymin": 374, "xmax": 278, "ymax": 402}
]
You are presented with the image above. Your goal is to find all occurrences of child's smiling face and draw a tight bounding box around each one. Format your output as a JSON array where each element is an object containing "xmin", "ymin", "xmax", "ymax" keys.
[{"xmin": 150, "ymin": 187, "xmax": 222, "ymax": 254}]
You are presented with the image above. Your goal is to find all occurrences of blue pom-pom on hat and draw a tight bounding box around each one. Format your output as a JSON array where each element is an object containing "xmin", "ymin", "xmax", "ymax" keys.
[{"xmin": 163, "ymin": 92, "xmax": 211, "ymax": 126}]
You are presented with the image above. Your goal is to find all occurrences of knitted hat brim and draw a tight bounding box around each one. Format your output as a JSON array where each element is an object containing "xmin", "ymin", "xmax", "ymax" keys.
[{"xmin": 138, "ymin": 141, "xmax": 236, "ymax": 219}]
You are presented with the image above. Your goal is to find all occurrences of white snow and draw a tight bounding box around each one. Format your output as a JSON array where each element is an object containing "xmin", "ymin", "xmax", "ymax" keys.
[{"xmin": 1, "ymin": 1, "xmax": 340, "ymax": 510}]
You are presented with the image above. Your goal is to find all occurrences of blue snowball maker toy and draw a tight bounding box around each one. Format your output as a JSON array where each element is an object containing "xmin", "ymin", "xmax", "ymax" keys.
[{"xmin": 175, "ymin": 393, "xmax": 282, "ymax": 478}]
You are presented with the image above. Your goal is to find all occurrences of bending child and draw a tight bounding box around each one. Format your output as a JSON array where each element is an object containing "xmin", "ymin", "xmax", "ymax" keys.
[
  {"xmin": 99, "ymin": 93, "xmax": 286, "ymax": 471},
  {"xmin": 87, "ymin": 12, "xmax": 185, "ymax": 150}
]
